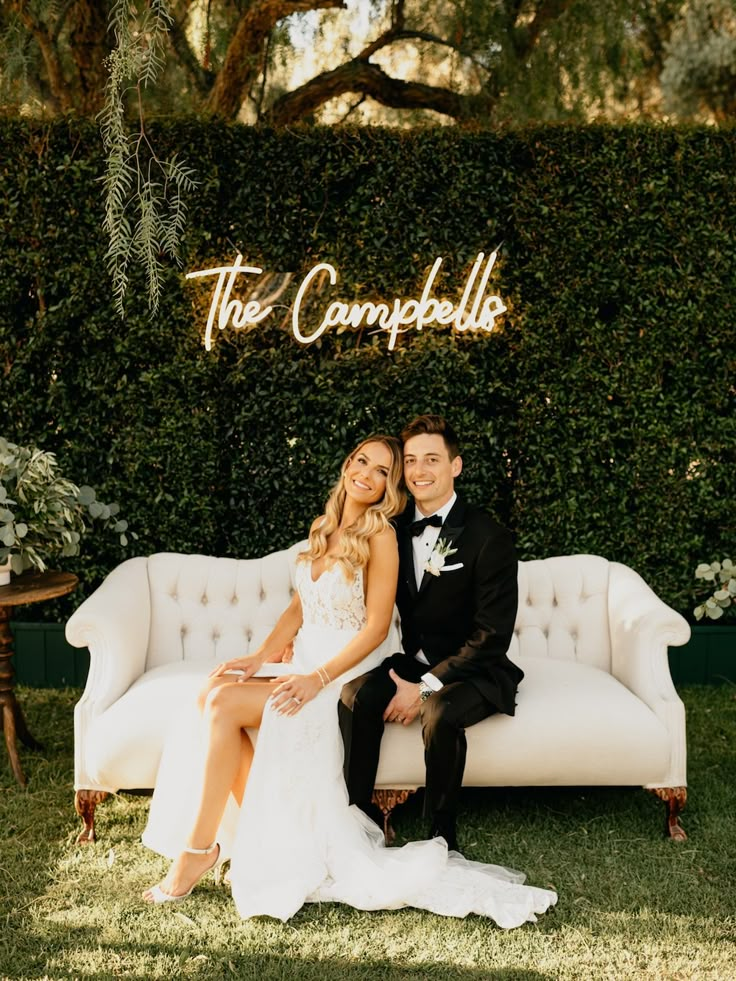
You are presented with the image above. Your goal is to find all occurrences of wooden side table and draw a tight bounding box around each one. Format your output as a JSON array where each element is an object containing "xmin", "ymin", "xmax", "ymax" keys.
[{"xmin": 0, "ymin": 570, "xmax": 78, "ymax": 787}]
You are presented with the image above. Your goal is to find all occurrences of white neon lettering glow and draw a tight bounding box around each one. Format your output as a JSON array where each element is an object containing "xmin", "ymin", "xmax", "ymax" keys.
[
  {"xmin": 292, "ymin": 262, "xmax": 337, "ymax": 343},
  {"xmin": 186, "ymin": 253, "xmax": 273, "ymax": 351},
  {"xmin": 186, "ymin": 251, "xmax": 507, "ymax": 351}
]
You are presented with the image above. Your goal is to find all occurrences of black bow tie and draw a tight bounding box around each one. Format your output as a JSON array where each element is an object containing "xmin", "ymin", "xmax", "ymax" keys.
[{"xmin": 410, "ymin": 514, "xmax": 443, "ymax": 537}]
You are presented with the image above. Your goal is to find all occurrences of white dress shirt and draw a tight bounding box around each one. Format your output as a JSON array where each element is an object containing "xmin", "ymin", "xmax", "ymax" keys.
[{"xmin": 411, "ymin": 492, "xmax": 457, "ymax": 690}]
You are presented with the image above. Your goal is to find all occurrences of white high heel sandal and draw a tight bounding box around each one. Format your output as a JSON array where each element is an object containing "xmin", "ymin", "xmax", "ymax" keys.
[{"xmin": 143, "ymin": 842, "xmax": 223, "ymax": 905}]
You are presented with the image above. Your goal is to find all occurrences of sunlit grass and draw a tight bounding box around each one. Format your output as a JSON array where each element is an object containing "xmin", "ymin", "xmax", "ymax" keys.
[{"xmin": 2, "ymin": 686, "xmax": 735, "ymax": 980}]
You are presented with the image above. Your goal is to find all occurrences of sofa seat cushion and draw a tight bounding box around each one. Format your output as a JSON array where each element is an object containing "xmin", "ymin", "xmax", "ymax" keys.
[
  {"xmin": 86, "ymin": 655, "xmax": 673, "ymax": 793},
  {"xmin": 375, "ymin": 656, "xmax": 672, "ymax": 788}
]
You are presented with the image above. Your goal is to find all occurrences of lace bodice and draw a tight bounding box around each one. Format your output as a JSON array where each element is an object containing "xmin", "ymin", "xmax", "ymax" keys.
[{"xmin": 295, "ymin": 559, "xmax": 366, "ymax": 632}]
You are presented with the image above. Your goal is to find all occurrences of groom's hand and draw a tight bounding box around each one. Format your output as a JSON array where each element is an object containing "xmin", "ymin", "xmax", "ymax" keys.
[{"xmin": 383, "ymin": 669, "xmax": 422, "ymax": 725}]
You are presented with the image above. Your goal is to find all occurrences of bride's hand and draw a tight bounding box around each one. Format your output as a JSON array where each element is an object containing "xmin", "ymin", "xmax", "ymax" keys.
[
  {"xmin": 209, "ymin": 654, "xmax": 263, "ymax": 681},
  {"xmin": 270, "ymin": 672, "xmax": 322, "ymax": 715}
]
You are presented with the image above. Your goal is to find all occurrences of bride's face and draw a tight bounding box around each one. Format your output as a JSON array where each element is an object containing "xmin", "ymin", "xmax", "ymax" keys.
[{"xmin": 343, "ymin": 441, "xmax": 393, "ymax": 506}]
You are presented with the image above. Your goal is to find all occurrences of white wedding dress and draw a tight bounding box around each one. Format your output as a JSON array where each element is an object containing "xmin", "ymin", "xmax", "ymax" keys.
[{"xmin": 142, "ymin": 559, "xmax": 557, "ymax": 927}]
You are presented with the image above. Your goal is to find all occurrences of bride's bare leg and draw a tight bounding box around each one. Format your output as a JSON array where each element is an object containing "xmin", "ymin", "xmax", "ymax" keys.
[
  {"xmin": 197, "ymin": 676, "xmax": 269, "ymax": 803},
  {"xmin": 196, "ymin": 674, "xmax": 233, "ymax": 713},
  {"xmin": 143, "ymin": 681, "xmax": 271, "ymax": 901}
]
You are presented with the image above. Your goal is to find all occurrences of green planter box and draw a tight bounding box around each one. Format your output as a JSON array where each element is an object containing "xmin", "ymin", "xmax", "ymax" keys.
[
  {"xmin": 668, "ymin": 625, "xmax": 736, "ymax": 686},
  {"xmin": 8, "ymin": 621, "xmax": 736, "ymax": 689},
  {"xmin": 10, "ymin": 622, "xmax": 90, "ymax": 688}
]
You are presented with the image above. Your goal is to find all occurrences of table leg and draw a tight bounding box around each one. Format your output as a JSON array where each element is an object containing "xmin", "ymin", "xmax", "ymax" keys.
[
  {"xmin": 11, "ymin": 697, "xmax": 43, "ymax": 750},
  {"xmin": 1, "ymin": 697, "xmax": 28, "ymax": 787},
  {"xmin": 0, "ymin": 603, "xmax": 40, "ymax": 787}
]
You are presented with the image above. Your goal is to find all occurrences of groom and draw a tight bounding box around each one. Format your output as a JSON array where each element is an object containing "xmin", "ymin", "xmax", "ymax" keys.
[{"xmin": 339, "ymin": 414, "xmax": 523, "ymax": 851}]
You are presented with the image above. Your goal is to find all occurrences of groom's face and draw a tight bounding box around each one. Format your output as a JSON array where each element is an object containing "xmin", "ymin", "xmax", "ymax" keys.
[{"xmin": 403, "ymin": 433, "xmax": 462, "ymax": 515}]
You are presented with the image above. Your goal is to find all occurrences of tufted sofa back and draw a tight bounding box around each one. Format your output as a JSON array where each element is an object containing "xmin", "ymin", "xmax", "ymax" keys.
[
  {"xmin": 142, "ymin": 546, "xmax": 613, "ymax": 673},
  {"xmin": 146, "ymin": 543, "xmax": 306, "ymax": 670},
  {"xmin": 508, "ymin": 555, "xmax": 612, "ymax": 671}
]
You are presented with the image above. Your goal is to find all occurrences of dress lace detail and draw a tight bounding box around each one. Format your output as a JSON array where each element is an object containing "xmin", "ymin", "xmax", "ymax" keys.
[
  {"xmin": 295, "ymin": 559, "xmax": 366, "ymax": 632},
  {"xmin": 142, "ymin": 557, "xmax": 557, "ymax": 928}
]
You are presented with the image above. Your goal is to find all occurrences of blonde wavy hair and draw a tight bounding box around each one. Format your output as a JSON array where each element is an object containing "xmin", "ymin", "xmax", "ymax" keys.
[{"xmin": 299, "ymin": 434, "xmax": 406, "ymax": 580}]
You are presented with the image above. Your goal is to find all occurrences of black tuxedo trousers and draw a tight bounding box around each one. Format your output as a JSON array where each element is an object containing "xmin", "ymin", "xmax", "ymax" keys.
[{"xmin": 339, "ymin": 652, "xmax": 498, "ymax": 823}]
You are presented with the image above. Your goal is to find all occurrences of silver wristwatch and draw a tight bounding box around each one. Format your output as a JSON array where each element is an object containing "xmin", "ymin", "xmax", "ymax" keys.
[{"xmin": 418, "ymin": 681, "xmax": 433, "ymax": 702}]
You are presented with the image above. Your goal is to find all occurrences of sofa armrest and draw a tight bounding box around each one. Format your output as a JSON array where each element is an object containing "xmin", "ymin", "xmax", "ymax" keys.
[
  {"xmin": 608, "ymin": 562, "xmax": 690, "ymax": 699},
  {"xmin": 66, "ymin": 556, "xmax": 151, "ymax": 715},
  {"xmin": 607, "ymin": 562, "xmax": 690, "ymax": 786}
]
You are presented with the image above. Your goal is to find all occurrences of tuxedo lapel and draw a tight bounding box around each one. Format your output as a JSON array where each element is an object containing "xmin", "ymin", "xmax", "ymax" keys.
[
  {"xmin": 416, "ymin": 497, "xmax": 467, "ymax": 598},
  {"xmin": 397, "ymin": 513, "xmax": 418, "ymax": 598}
]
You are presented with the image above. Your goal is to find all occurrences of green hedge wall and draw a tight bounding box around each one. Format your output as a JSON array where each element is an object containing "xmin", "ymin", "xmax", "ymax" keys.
[{"xmin": 1, "ymin": 120, "xmax": 733, "ymax": 621}]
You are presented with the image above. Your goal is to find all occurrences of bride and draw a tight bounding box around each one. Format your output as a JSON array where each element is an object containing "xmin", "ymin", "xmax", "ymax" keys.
[{"xmin": 142, "ymin": 434, "xmax": 557, "ymax": 927}]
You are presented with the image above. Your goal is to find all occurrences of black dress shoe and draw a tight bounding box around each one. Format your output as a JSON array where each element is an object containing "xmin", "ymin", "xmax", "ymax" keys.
[{"xmin": 429, "ymin": 818, "xmax": 459, "ymax": 852}]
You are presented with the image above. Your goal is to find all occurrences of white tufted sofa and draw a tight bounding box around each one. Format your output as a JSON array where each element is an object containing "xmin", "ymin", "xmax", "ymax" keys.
[{"xmin": 65, "ymin": 544, "xmax": 691, "ymax": 844}]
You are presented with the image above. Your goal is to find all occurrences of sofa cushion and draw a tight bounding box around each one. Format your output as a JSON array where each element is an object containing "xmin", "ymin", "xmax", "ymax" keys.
[
  {"xmin": 375, "ymin": 656, "xmax": 671, "ymax": 788},
  {"xmin": 86, "ymin": 655, "xmax": 672, "ymax": 793}
]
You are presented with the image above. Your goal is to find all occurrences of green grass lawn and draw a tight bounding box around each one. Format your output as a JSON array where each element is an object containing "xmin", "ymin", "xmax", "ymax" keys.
[{"xmin": 2, "ymin": 686, "xmax": 735, "ymax": 981}]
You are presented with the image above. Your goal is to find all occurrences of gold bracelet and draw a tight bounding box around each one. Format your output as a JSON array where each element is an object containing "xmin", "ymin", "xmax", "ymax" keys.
[{"xmin": 317, "ymin": 665, "xmax": 331, "ymax": 688}]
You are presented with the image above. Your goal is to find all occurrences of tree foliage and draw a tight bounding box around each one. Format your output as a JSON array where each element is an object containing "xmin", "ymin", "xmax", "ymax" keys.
[
  {"xmin": 2, "ymin": 1, "xmax": 733, "ymax": 127},
  {"xmin": 661, "ymin": 0, "xmax": 736, "ymax": 121}
]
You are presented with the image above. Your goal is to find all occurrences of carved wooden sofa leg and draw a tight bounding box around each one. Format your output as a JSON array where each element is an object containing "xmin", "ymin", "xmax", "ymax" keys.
[
  {"xmin": 75, "ymin": 789, "xmax": 109, "ymax": 845},
  {"xmin": 372, "ymin": 789, "xmax": 417, "ymax": 844},
  {"xmin": 648, "ymin": 787, "xmax": 687, "ymax": 841}
]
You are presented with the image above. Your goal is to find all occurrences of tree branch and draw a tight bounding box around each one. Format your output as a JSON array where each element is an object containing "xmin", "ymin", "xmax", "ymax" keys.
[
  {"xmin": 516, "ymin": 0, "xmax": 575, "ymax": 58},
  {"xmin": 9, "ymin": 0, "xmax": 71, "ymax": 112},
  {"xmin": 358, "ymin": 28, "xmax": 464, "ymax": 62},
  {"xmin": 207, "ymin": 0, "xmax": 346, "ymax": 119},
  {"xmin": 51, "ymin": 0, "xmax": 78, "ymax": 44},
  {"xmin": 167, "ymin": 3, "xmax": 215, "ymax": 99},
  {"xmin": 66, "ymin": 0, "xmax": 110, "ymax": 115},
  {"xmin": 265, "ymin": 58, "xmax": 489, "ymax": 126},
  {"xmin": 339, "ymin": 93, "xmax": 366, "ymax": 123},
  {"xmin": 254, "ymin": 29, "xmax": 274, "ymax": 121},
  {"xmin": 391, "ymin": 0, "xmax": 406, "ymax": 31}
]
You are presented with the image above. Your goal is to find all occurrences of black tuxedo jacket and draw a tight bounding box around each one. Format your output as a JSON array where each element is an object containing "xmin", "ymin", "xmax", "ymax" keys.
[{"xmin": 394, "ymin": 495, "xmax": 523, "ymax": 716}]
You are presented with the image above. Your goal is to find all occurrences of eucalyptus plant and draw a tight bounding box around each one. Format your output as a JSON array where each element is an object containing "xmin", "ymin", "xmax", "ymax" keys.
[
  {"xmin": 0, "ymin": 438, "xmax": 129, "ymax": 575},
  {"xmin": 693, "ymin": 559, "xmax": 736, "ymax": 620}
]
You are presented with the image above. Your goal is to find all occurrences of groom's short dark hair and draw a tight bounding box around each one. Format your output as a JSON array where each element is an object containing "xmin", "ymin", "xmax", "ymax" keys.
[{"xmin": 401, "ymin": 415, "xmax": 460, "ymax": 460}]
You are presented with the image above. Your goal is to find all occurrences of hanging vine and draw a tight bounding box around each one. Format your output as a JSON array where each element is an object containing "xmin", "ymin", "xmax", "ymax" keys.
[{"xmin": 99, "ymin": 0, "xmax": 197, "ymax": 316}]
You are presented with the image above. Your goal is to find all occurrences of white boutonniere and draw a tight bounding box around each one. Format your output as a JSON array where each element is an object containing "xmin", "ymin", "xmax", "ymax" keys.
[{"xmin": 424, "ymin": 537, "xmax": 459, "ymax": 577}]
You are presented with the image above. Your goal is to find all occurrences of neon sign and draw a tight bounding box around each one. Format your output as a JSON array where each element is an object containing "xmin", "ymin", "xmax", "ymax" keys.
[{"xmin": 186, "ymin": 251, "xmax": 507, "ymax": 351}]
